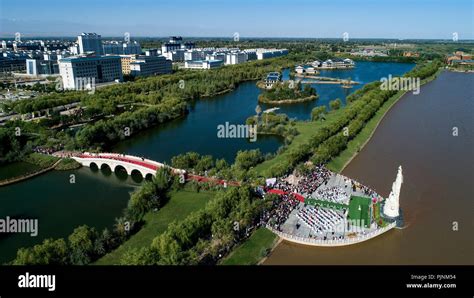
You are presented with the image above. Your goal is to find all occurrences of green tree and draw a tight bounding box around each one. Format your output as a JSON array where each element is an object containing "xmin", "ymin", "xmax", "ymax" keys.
[
  {"xmin": 311, "ymin": 106, "xmax": 326, "ymax": 121},
  {"xmin": 329, "ymin": 98, "xmax": 342, "ymax": 110},
  {"xmin": 68, "ymin": 225, "xmax": 98, "ymax": 265},
  {"xmin": 234, "ymin": 149, "xmax": 264, "ymax": 171},
  {"xmin": 12, "ymin": 238, "xmax": 69, "ymax": 265}
]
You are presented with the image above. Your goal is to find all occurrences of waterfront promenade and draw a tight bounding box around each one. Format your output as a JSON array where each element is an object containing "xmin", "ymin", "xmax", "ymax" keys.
[{"xmin": 267, "ymin": 222, "xmax": 396, "ymax": 247}]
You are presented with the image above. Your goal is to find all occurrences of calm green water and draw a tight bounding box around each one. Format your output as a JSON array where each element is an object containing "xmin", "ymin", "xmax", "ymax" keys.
[{"xmin": 0, "ymin": 61, "xmax": 414, "ymax": 263}]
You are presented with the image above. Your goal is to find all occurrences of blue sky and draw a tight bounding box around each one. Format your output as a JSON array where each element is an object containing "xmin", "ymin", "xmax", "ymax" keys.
[{"xmin": 0, "ymin": 0, "xmax": 472, "ymax": 39}]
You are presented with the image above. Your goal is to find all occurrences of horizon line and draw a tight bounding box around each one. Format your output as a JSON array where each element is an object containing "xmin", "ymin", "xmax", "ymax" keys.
[{"xmin": 0, "ymin": 34, "xmax": 473, "ymax": 42}]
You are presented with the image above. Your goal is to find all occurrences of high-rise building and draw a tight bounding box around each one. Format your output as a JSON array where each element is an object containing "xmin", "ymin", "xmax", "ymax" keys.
[
  {"xmin": 77, "ymin": 33, "xmax": 103, "ymax": 55},
  {"xmin": 59, "ymin": 55, "xmax": 122, "ymax": 89}
]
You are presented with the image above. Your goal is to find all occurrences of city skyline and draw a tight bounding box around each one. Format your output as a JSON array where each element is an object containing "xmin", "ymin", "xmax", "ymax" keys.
[{"xmin": 1, "ymin": 0, "xmax": 473, "ymax": 39}]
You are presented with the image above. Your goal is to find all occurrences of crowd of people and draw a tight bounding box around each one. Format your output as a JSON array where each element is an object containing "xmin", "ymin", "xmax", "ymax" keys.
[
  {"xmin": 357, "ymin": 183, "xmax": 382, "ymax": 201},
  {"xmin": 296, "ymin": 205, "xmax": 345, "ymax": 236},
  {"xmin": 313, "ymin": 186, "xmax": 349, "ymax": 204},
  {"xmin": 262, "ymin": 193, "xmax": 299, "ymax": 231},
  {"xmin": 261, "ymin": 165, "xmax": 333, "ymax": 230},
  {"xmin": 33, "ymin": 145, "xmax": 61, "ymax": 155},
  {"xmin": 272, "ymin": 165, "xmax": 332, "ymax": 197},
  {"xmin": 260, "ymin": 164, "xmax": 384, "ymax": 235},
  {"xmin": 295, "ymin": 165, "xmax": 331, "ymax": 196}
]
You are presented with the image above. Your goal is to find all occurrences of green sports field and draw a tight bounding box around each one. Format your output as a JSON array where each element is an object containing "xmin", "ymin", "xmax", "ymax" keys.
[{"xmin": 348, "ymin": 196, "xmax": 372, "ymax": 228}]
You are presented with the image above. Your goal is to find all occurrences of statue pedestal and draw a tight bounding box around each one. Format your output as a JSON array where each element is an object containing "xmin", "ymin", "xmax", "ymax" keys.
[{"xmin": 381, "ymin": 201, "xmax": 404, "ymax": 228}]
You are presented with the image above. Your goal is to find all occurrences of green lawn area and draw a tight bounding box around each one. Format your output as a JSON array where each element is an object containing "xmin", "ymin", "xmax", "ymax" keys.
[
  {"xmin": 23, "ymin": 153, "xmax": 59, "ymax": 168},
  {"xmin": 220, "ymin": 227, "xmax": 278, "ymax": 265},
  {"xmin": 94, "ymin": 189, "xmax": 215, "ymax": 265},
  {"xmin": 348, "ymin": 196, "xmax": 372, "ymax": 228},
  {"xmin": 252, "ymin": 108, "xmax": 346, "ymax": 177}
]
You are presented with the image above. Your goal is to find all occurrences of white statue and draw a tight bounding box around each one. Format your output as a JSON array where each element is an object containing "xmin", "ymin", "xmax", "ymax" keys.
[{"xmin": 383, "ymin": 165, "xmax": 403, "ymax": 218}]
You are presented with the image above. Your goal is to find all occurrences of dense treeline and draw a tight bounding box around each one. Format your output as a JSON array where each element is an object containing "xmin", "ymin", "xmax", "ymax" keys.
[
  {"xmin": 258, "ymin": 82, "xmax": 317, "ymax": 102},
  {"xmin": 170, "ymin": 149, "xmax": 265, "ymax": 182},
  {"xmin": 3, "ymin": 91, "xmax": 87, "ymax": 115},
  {"xmin": 75, "ymin": 98, "xmax": 186, "ymax": 149},
  {"xmin": 119, "ymin": 186, "xmax": 269, "ymax": 265},
  {"xmin": 0, "ymin": 120, "xmax": 59, "ymax": 164},
  {"xmin": 0, "ymin": 127, "xmax": 30, "ymax": 163}
]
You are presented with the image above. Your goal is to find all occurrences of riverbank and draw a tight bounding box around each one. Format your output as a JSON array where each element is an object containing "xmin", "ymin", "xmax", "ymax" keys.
[
  {"xmin": 220, "ymin": 227, "xmax": 279, "ymax": 265},
  {"xmin": 295, "ymin": 73, "xmax": 359, "ymax": 85},
  {"xmin": 0, "ymin": 159, "xmax": 61, "ymax": 186},
  {"xmin": 258, "ymin": 94, "xmax": 318, "ymax": 105},
  {"xmin": 0, "ymin": 154, "xmax": 82, "ymax": 186},
  {"xmin": 0, "ymin": 153, "xmax": 60, "ymax": 186},
  {"xmin": 327, "ymin": 66, "xmax": 444, "ymax": 173}
]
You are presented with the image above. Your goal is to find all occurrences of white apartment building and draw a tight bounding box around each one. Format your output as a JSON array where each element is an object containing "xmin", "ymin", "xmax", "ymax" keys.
[
  {"xmin": 59, "ymin": 55, "xmax": 122, "ymax": 89},
  {"xmin": 225, "ymin": 52, "xmax": 248, "ymax": 65}
]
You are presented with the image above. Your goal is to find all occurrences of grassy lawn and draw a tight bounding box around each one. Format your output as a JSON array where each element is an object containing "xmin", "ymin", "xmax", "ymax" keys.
[
  {"xmin": 252, "ymin": 108, "xmax": 346, "ymax": 176},
  {"xmin": 23, "ymin": 153, "xmax": 59, "ymax": 168},
  {"xmin": 94, "ymin": 189, "xmax": 215, "ymax": 265},
  {"xmin": 220, "ymin": 227, "xmax": 278, "ymax": 265}
]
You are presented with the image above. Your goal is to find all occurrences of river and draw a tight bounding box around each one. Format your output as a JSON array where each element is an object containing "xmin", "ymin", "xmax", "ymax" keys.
[
  {"xmin": 0, "ymin": 61, "xmax": 414, "ymax": 263},
  {"xmin": 264, "ymin": 71, "xmax": 474, "ymax": 265}
]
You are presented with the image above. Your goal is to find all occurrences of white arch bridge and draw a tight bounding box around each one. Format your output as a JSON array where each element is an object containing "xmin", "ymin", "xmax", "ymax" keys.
[{"xmin": 72, "ymin": 152, "xmax": 184, "ymax": 179}]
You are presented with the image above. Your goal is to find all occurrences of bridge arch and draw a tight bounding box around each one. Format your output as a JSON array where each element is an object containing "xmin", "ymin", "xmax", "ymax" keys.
[
  {"xmin": 100, "ymin": 163, "xmax": 112, "ymax": 172},
  {"xmin": 130, "ymin": 168, "xmax": 143, "ymax": 176},
  {"xmin": 89, "ymin": 162, "xmax": 99, "ymax": 170},
  {"xmin": 145, "ymin": 173, "xmax": 154, "ymax": 181},
  {"xmin": 114, "ymin": 164, "xmax": 129, "ymax": 175}
]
